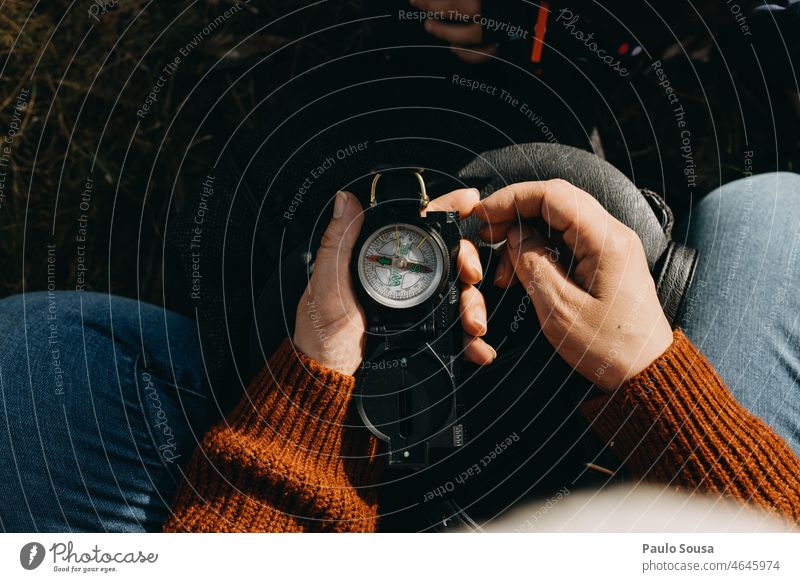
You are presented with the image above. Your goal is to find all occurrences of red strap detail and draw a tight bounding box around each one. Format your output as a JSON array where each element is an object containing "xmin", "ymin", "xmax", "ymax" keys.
[{"xmin": 530, "ymin": 0, "xmax": 550, "ymax": 63}]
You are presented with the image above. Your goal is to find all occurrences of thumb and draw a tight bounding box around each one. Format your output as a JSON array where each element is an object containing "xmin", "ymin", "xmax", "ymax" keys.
[
  {"xmin": 312, "ymin": 191, "xmax": 364, "ymax": 290},
  {"xmin": 506, "ymin": 223, "xmax": 584, "ymax": 309}
]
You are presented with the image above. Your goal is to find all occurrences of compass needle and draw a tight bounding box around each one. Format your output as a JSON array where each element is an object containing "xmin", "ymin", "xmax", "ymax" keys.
[{"xmin": 358, "ymin": 223, "xmax": 443, "ymax": 308}]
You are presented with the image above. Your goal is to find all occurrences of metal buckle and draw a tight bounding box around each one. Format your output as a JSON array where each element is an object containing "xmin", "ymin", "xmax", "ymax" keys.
[{"xmin": 369, "ymin": 170, "xmax": 429, "ymax": 209}]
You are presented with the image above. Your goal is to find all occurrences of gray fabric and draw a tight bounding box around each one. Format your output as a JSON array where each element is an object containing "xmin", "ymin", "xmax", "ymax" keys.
[{"xmin": 458, "ymin": 143, "xmax": 670, "ymax": 268}]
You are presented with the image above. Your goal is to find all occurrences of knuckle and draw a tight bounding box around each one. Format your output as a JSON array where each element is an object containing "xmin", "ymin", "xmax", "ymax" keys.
[
  {"xmin": 547, "ymin": 178, "xmax": 573, "ymax": 193},
  {"xmin": 605, "ymin": 225, "xmax": 638, "ymax": 256},
  {"xmin": 517, "ymin": 251, "xmax": 548, "ymax": 283},
  {"xmin": 621, "ymin": 226, "xmax": 643, "ymax": 250},
  {"xmin": 319, "ymin": 227, "xmax": 342, "ymax": 251}
]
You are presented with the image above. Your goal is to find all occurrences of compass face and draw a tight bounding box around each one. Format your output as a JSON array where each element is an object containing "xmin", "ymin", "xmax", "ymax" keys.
[{"xmin": 357, "ymin": 223, "xmax": 445, "ymax": 308}]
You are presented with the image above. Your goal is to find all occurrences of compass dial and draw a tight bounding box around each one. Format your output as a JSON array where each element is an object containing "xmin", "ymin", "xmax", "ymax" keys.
[{"xmin": 357, "ymin": 223, "xmax": 445, "ymax": 308}]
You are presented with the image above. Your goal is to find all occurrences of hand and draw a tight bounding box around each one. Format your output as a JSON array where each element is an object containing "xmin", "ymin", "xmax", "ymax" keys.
[
  {"xmin": 293, "ymin": 188, "xmax": 495, "ymax": 376},
  {"xmin": 476, "ymin": 179, "xmax": 673, "ymax": 392},
  {"xmin": 410, "ymin": 0, "xmax": 497, "ymax": 64}
]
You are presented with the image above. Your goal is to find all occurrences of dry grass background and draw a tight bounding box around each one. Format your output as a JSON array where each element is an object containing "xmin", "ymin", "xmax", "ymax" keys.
[
  {"xmin": 0, "ymin": 0, "xmax": 797, "ymax": 307},
  {"xmin": 0, "ymin": 0, "xmax": 365, "ymax": 308}
]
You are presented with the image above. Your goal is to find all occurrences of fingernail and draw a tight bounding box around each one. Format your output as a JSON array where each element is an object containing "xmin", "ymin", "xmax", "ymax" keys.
[
  {"xmin": 506, "ymin": 224, "xmax": 535, "ymax": 249},
  {"xmin": 333, "ymin": 191, "xmax": 348, "ymax": 219},
  {"xmin": 468, "ymin": 187, "xmax": 480, "ymax": 199},
  {"xmin": 490, "ymin": 346, "xmax": 497, "ymax": 362}
]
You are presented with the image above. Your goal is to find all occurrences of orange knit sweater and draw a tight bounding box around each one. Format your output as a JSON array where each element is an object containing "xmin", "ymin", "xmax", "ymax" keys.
[{"xmin": 163, "ymin": 329, "xmax": 800, "ymax": 532}]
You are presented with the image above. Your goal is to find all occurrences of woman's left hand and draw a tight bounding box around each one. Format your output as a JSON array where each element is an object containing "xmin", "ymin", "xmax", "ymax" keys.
[{"xmin": 293, "ymin": 188, "xmax": 495, "ymax": 375}]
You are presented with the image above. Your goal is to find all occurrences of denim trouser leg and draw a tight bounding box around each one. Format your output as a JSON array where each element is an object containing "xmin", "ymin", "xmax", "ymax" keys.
[
  {"xmin": 0, "ymin": 291, "xmax": 210, "ymax": 532},
  {"xmin": 676, "ymin": 172, "xmax": 800, "ymax": 456}
]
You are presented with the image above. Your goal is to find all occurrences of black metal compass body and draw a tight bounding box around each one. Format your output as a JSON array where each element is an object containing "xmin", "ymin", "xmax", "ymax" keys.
[{"xmin": 353, "ymin": 168, "xmax": 465, "ymax": 468}]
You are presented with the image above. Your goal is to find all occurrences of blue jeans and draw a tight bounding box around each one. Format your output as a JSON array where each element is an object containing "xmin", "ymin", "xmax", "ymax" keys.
[
  {"xmin": 0, "ymin": 292, "xmax": 211, "ymax": 532},
  {"xmin": 1, "ymin": 173, "xmax": 798, "ymax": 532},
  {"xmin": 675, "ymin": 171, "xmax": 800, "ymax": 454}
]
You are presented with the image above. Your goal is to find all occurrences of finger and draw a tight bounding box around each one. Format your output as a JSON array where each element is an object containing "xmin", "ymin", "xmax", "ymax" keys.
[
  {"xmin": 464, "ymin": 335, "xmax": 496, "ymax": 365},
  {"xmin": 477, "ymin": 220, "xmax": 513, "ymax": 244},
  {"xmin": 506, "ymin": 224, "xmax": 585, "ymax": 306},
  {"xmin": 456, "ymin": 239, "xmax": 482, "ymax": 284},
  {"xmin": 410, "ymin": 0, "xmax": 481, "ymax": 18},
  {"xmin": 425, "ymin": 20, "xmax": 483, "ymax": 44},
  {"xmin": 452, "ymin": 43, "xmax": 497, "ymax": 64},
  {"xmin": 313, "ymin": 191, "xmax": 364, "ymax": 289},
  {"xmin": 460, "ymin": 283, "xmax": 487, "ymax": 337},
  {"xmin": 492, "ymin": 246, "xmax": 516, "ymax": 288},
  {"xmin": 476, "ymin": 179, "xmax": 615, "ymax": 261},
  {"xmin": 423, "ymin": 187, "xmax": 480, "ymax": 217}
]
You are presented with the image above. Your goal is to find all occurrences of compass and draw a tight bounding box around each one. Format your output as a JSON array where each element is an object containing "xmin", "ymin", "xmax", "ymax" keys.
[
  {"xmin": 356, "ymin": 222, "xmax": 446, "ymax": 309},
  {"xmin": 352, "ymin": 167, "xmax": 466, "ymax": 468}
]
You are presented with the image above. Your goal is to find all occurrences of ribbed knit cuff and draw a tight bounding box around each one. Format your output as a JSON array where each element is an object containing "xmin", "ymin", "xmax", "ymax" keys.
[
  {"xmin": 223, "ymin": 338, "xmax": 380, "ymax": 486},
  {"xmin": 580, "ymin": 329, "xmax": 800, "ymax": 496},
  {"xmin": 163, "ymin": 338, "xmax": 383, "ymax": 532},
  {"xmin": 582, "ymin": 329, "xmax": 717, "ymax": 480}
]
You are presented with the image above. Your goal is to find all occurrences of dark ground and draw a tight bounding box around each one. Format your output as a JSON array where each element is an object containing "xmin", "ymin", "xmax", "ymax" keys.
[{"xmin": 1, "ymin": 0, "xmax": 797, "ymax": 308}]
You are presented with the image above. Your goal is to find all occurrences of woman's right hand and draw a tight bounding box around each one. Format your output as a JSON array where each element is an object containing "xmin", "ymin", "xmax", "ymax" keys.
[{"xmin": 475, "ymin": 179, "xmax": 674, "ymax": 392}]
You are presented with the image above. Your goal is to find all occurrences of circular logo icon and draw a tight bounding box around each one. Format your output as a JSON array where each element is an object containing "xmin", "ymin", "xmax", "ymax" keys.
[{"xmin": 20, "ymin": 542, "xmax": 46, "ymax": 570}]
